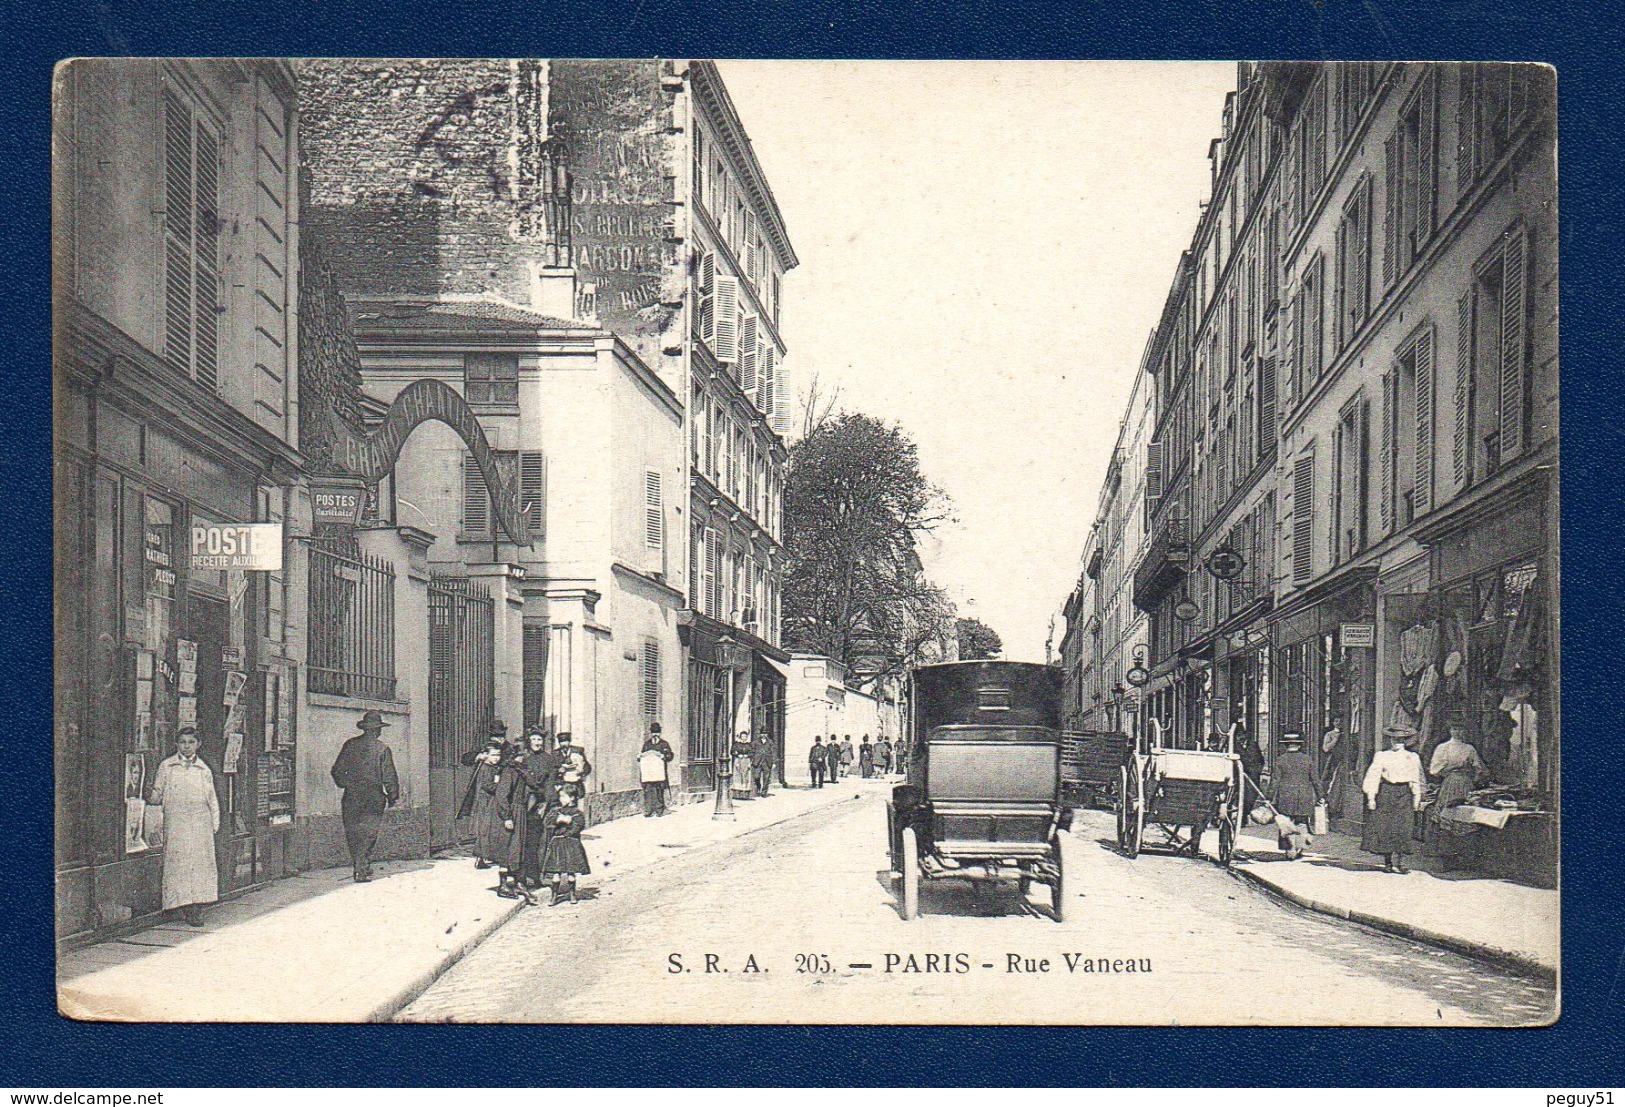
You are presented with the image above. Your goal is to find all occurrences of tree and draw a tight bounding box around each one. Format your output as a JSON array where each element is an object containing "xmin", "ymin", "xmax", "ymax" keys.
[
  {"xmin": 956, "ymin": 616, "xmax": 1004, "ymax": 661},
  {"xmin": 782, "ymin": 413, "xmax": 955, "ymax": 676}
]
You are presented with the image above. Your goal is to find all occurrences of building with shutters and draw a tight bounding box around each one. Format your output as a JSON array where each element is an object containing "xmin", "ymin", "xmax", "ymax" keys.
[
  {"xmin": 1097, "ymin": 62, "xmax": 1556, "ymax": 880},
  {"xmin": 298, "ymin": 58, "xmax": 796, "ymax": 814},
  {"xmin": 53, "ymin": 60, "xmax": 310, "ymax": 941}
]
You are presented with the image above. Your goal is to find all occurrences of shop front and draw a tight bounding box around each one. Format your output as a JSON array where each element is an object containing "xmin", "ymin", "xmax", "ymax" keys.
[
  {"xmin": 678, "ymin": 611, "xmax": 789, "ymax": 794},
  {"xmin": 1409, "ymin": 473, "xmax": 1557, "ymax": 886},
  {"xmin": 1268, "ymin": 569, "xmax": 1378, "ymax": 826},
  {"xmin": 56, "ymin": 326, "xmax": 302, "ymax": 943}
]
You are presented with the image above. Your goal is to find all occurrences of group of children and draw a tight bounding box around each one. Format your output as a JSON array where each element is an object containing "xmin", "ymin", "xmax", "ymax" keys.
[{"xmin": 459, "ymin": 721, "xmax": 593, "ymax": 908}]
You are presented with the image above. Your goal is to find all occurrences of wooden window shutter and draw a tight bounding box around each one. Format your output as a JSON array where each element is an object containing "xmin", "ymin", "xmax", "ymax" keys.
[
  {"xmin": 162, "ymin": 90, "xmax": 195, "ymax": 379},
  {"xmin": 1259, "ymin": 354, "xmax": 1277, "ymax": 446},
  {"xmin": 641, "ymin": 638, "xmax": 661, "ymax": 720},
  {"xmin": 1292, "ymin": 452, "xmax": 1315, "ymax": 583},
  {"xmin": 520, "ymin": 451, "xmax": 546, "ymax": 542},
  {"xmin": 523, "ymin": 623, "xmax": 549, "ymax": 729},
  {"xmin": 1451, "ymin": 292, "xmax": 1473, "ymax": 495},
  {"xmin": 739, "ymin": 314, "xmax": 758, "ymax": 395},
  {"xmin": 1417, "ymin": 73, "xmax": 1437, "ymax": 244},
  {"xmin": 760, "ymin": 345, "xmax": 776, "ymax": 421},
  {"xmin": 1406, "ymin": 326, "xmax": 1433, "ymax": 519},
  {"xmin": 1383, "ymin": 130, "xmax": 1401, "ymax": 287},
  {"xmin": 1330, "ymin": 424, "xmax": 1344, "ymax": 563},
  {"xmin": 704, "ymin": 527, "xmax": 720, "ymax": 617},
  {"xmin": 1497, "ymin": 226, "xmax": 1529, "ymax": 463},
  {"xmin": 644, "ymin": 469, "xmax": 664, "ymax": 551},
  {"xmin": 1379, "ymin": 369, "xmax": 1397, "ymax": 535},
  {"xmin": 1354, "ymin": 177, "xmax": 1372, "ymax": 323},
  {"xmin": 463, "ymin": 453, "xmax": 491, "ymax": 539},
  {"xmin": 695, "ymin": 252, "xmax": 716, "ymax": 342},
  {"xmin": 1280, "ymin": 287, "xmax": 1299, "ymax": 411},
  {"xmin": 192, "ymin": 123, "xmax": 221, "ymax": 390},
  {"xmin": 713, "ymin": 276, "xmax": 740, "ymax": 362},
  {"xmin": 1145, "ymin": 440, "xmax": 1164, "ymax": 505}
]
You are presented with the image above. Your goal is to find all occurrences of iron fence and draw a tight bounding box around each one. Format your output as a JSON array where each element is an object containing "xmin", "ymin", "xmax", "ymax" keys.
[{"xmin": 308, "ymin": 538, "xmax": 397, "ymax": 700}]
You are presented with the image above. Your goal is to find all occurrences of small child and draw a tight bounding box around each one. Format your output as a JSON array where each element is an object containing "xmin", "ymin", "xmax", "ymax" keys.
[{"xmin": 543, "ymin": 784, "xmax": 591, "ymax": 905}]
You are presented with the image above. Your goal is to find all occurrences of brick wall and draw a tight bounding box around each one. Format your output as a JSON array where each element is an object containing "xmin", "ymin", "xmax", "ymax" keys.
[{"xmin": 299, "ymin": 59, "xmax": 566, "ymax": 305}]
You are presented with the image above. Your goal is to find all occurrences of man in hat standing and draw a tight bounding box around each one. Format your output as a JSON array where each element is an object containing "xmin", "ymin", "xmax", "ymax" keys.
[
  {"xmin": 330, "ymin": 711, "xmax": 400, "ymax": 883},
  {"xmin": 639, "ymin": 722, "xmax": 675, "ymax": 817},
  {"xmin": 1269, "ymin": 732, "xmax": 1324, "ymax": 858}
]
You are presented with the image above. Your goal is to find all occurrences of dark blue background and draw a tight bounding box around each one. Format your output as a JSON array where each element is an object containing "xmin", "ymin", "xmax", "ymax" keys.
[{"xmin": 5, "ymin": 0, "xmax": 1621, "ymax": 1088}]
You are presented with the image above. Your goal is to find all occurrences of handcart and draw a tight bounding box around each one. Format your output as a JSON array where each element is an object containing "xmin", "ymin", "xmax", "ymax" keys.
[
  {"xmin": 1117, "ymin": 718, "xmax": 1244, "ymax": 865},
  {"xmin": 1060, "ymin": 730, "xmax": 1132, "ymax": 811}
]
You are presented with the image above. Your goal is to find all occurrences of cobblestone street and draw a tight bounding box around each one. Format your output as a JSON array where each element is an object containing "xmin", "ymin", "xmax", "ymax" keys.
[{"xmin": 400, "ymin": 786, "xmax": 1554, "ymax": 1025}]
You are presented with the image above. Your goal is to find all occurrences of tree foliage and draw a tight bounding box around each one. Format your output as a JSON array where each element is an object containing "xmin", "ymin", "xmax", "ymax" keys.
[
  {"xmin": 956, "ymin": 617, "xmax": 1004, "ymax": 661},
  {"xmin": 782, "ymin": 413, "xmax": 955, "ymax": 676}
]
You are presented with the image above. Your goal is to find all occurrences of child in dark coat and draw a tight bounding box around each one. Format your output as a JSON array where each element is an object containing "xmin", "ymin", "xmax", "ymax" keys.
[{"xmin": 543, "ymin": 783, "xmax": 591, "ymax": 905}]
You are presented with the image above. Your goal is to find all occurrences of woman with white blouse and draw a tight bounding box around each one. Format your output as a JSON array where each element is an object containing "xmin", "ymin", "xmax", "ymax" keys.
[{"xmin": 1360, "ymin": 723, "xmax": 1424, "ymax": 873}]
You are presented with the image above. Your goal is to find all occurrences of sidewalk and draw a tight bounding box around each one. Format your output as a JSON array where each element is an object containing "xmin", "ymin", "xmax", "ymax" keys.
[
  {"xmin": 1226, "ymin": 823, "xmax": 1558, "ymax": 977},
  {"xmin": 58, "ymin": 779, "xmax": 875, "ymax": 1022}
]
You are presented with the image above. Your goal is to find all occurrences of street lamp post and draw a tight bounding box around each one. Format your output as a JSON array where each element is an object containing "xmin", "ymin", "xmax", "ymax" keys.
[{"xmin": 713, "ymin": 634, "xmax": 740, "ymax": 820}]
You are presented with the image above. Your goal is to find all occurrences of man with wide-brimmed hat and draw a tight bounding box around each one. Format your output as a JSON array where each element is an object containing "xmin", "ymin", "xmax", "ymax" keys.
[
  {"xmin": 1270, "ymin": 732, "xmax": 1324, "ymax": 858},
  {"xmin": 330, "ymin": 711, "xmax": 400, "ymax": 882}
]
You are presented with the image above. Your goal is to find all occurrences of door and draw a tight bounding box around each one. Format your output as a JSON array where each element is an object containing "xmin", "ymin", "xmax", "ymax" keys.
[{"xmin": 427, "ymin": 577, "xmax": 494, "ymax": 851}]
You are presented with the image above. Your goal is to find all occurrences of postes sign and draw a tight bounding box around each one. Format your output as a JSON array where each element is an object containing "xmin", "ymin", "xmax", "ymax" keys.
[{"xmin": 191, "ymin": 523, "xmax": 283, "ymax": 571}]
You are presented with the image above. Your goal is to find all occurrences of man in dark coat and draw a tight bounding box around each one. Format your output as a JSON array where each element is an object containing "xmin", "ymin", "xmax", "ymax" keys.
[
  {"xmin": 1270, "ymin": 732, "xmax": 1324, "ymax": 857},
  {"xmin": 752, "ymin": 734, "xmax": 774, "ymax": 797},
  {"xmin": 639, "ymin": 722, "xmax": 676, "ymax": 817},
  {"xmin": 458, "ymin": 721, "xmax": 511, "ymax": 869},
  {"xmin": 875, "ymin": 736, "xmax": 893, "ymax": 776},
  {"xmin": 507, "ymin": 728, "xmax": 563, "ymax": 896},
  {"xmin": 330, "ymin": 711, "xmax": 400, "ymax": 883},
  {"xmin": 809, "ymin": 736, "xmax": 828, "ymax": 788}
]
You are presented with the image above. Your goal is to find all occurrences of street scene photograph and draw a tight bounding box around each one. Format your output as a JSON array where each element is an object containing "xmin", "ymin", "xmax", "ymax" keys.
[{"xmin": 52, "ymin": 58, "xmax": 1557, "ymax": 1026}]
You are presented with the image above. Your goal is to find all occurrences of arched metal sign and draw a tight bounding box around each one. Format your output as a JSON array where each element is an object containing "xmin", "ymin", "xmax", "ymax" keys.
[{"xmin": 322, "ymin": 378, "xmax": 527, "ymax": 544}]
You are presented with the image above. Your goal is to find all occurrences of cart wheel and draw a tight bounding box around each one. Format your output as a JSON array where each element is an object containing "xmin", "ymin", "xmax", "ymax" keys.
[
  {"xmin": 901, "ymin": 826, "xmax": 920, "ymax": 921},
  {"xmin": 1115, "ymin": 766, "xmax": 1129, "ymax": 848},
  {"xmin": 1050, "ymin": 837, "xmax": 1069, "ymax": 923},
  {"xmin": 1126, "ymin": 769, "xmax": 1144, "ymax": 859},
  {"xmin": 1218, "ymin": 816, "xmax": 1236, "ymax": 866},
  {"xmin": 886, "ymin": 804, "xmax": 899, "ymax": 880}
]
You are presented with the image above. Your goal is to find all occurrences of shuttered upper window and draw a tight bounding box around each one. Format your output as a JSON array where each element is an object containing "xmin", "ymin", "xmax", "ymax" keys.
[
  {"xmin": 643, "ymin": 469, "xmax": 664, "ymax": 551},
  {"xmin": 641, "ymin": 638, "xmax": 661, "ymax": 721},
  {"xmin": 1454, "ymin": 225, "xmax": 1530, "ymax": 492},
  {"xmin": 162, "ymin": 87, "xmax": 222, "ymax": 390},
  {"xmin": 462, "ymin": 453, "xmax": 491, "ymax": 539},
  {"xmin": 1383, "ymin": 72, "xmax": 1438, "ymax": 288},
  {"xmin": 1292, "ymin": 450, "xmax": 1315, "ymax": 584},
  {"xmin": 521, "ymin": 451, "xmax": 546, "ymax": 542}
]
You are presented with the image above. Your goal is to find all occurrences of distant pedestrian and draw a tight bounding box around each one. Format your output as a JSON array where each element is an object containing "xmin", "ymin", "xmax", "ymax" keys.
[
  {"xmin": 543, "ymin": 783, "xmax": 591, "ymax": 905},
  {"xmin": 1269, "ymin": 733, "xmax": 1323, "ymax": 859},
  {"xmin": 150, "ymin": 726, "xmax": 220, "ymax": 926},
  {"xmin": 330, "ymin": 711, "xmax": 400, "ymax": 884},
  {"xmin": 859, "ymin": 735, "xmax": 875, "ymax": 778},
  {"xmin": 839, "ymin": 736, "xmax": 855, "ymax": 778},
  {"xmin": 875, "ymin": 736, "xmax": 893, "ymax": 776},
  {"xmin": 458, "ymin": 727, "xmax": 511, "ymax": 869},
  {"xmin": 752, "ymin": 733, "xmax": 774, "ymax": 797},
  {"xmin": 732, "ymin": 732, "xmax": 755, "ymax": 800},
  {"xmin": 639, "ymin": 722, "xmax": 675, "ymax": 817},
  {"xmin": 1362, "ymin": 723, "xmax": 1424, "ymax": 873},
  {"xmin": 824, "ymin": 734, "xmax": 844, "ymax": 782},
  {"xmin": 504, "ymin": 727, "xmax": 562, "ymax": 901},
  {"xmin": 809, "ymin": 736, "xmax": 828, "ymax": 788}
]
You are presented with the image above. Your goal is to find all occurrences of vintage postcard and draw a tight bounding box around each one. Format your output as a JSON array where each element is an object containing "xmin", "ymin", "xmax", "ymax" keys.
[{"xmin": 53, "ymin": 59, "xmax": 1557, "ymax": 1025}]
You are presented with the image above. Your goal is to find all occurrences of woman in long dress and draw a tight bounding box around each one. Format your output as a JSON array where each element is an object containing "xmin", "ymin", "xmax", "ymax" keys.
[
  {"xmin": 1361, "ymin": 723, "xmax": 1424, "ymax": 873},
  {"xmin": 150, "ymin": 727, "xmax": 221, "ymax": 926}
]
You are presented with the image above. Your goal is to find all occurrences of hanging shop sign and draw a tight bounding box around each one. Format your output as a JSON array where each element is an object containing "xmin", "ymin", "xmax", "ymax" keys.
[
  {"xmin": 1125, "ymin": 664, "xmax": 1151, "ymax": 688},
  {"xmin": 312, "ymin": 482, "xmax": 366, "ymax": 526},
  {"xmin": 191, "ymin": 523, "xmax": 283, "ymax": 571},
  {"xmin": 1339, "ymin": 622, "xmax": 1375, "ymax": 648},
  {"xmin": 1205, "ymin": 546, "xmax": 1246, "ymax": 580}
]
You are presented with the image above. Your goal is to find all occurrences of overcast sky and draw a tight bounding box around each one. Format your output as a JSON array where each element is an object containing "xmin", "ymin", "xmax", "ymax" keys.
[{"xmin": 718, "ymin": 61, "xmax": 1237, "ymax": 662}]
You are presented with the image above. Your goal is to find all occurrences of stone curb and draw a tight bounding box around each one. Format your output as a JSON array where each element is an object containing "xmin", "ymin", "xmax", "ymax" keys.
[
  {"xmin": 1228, "ymin": 863, "xmax": 1557, "ymax": 982},
  {"xmin": 368, "ymin": 789, "xmax": 865, "ymax": 1021}
]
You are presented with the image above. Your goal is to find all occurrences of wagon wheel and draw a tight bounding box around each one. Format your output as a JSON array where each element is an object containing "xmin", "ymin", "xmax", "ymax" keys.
[
  {"xmin": 1124, "ymin": 764, "xmax": 1144, "ymax": 859},
  {"xmin": 1050, "ymin": 835, "xmax": 1069, "ymax": 923},
  {"xmin": 886, "ymin": 804, "xmax": 900, "ymax": 881},
  {"xmin": 900, "ymin": 825, "xmax": 920, "ymax": 920},
  {"xmin": 1115, "ymin": 765, "xmax": 1130, "ymax": 848},
  {"xmin": 1218, "ymin": 813, "xmax": 1236, "ymax": 866}
]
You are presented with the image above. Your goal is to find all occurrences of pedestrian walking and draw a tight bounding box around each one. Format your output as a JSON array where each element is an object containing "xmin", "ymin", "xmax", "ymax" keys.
[
  {"xmin": 149, "ymin": 726, "xmax": 220, "ymax": 926},
  {"xmin": 330, "ymin": 711, "xmax": 400, "ymax": 883},
  {"xmin": 824, "ymin": 734, "xmax": 844, "ymax": 782},
  {"xmin": 458, "ymin": 727, "xmax": 511, "ymax": 869},
  {"xmin": 503, "ymin": 727, "xmax": 562, "ymax": 900},
  {"xmin": 809, "ymin": 736, "xmax": 828, "ymax": 788},
  {"xmin": 859, "ymin": 735, "xmax": 875, "ymax": 778},
  {"xmin": 752, "ymin": 733, "xmax": 774, "ymax": 797},
  {"xmin": 639, "ymin": 722, "xmax": 675, "ymax": 816},
  {"xmin": 1269, "ymin": 733, "xmax": 1323, "ymax": 859},
  {"xmin": 1361, "ymin": 723, "xmax": 1424, "ymax": 873},
  {"xmin": 840, "ymin": 736, "xmax": 855, "ymax": 779},
  {"xmin": 732, "ymin": 731, "xmax": 755, "ymax": 800},
  {"xmin": 875, "ymin": 735, "xmax": 893, "ymax": 776},
  {"xmin": 543, "ymin": 783, "xmax": 592, "ymax": 905}
]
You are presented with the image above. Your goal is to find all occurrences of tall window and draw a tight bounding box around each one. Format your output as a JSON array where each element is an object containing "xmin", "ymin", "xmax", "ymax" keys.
[
  {"xmin": 1333, "ymin": 62, "xmax": 1382, "ymax": 150},
  {"xmin": 162, "ymin": 87, "xmax": 221, "ymax": 390},
  {"xmin": 1335, "ymin": 177, "xmax": 1373, "ymax": 350},
  {"xmin": 1454, "ymin": 226, "xmax": 1530, "ymax": 490},
  {"xmin": 1290, "ymin": 253, "xmax": 1326, "ymax": 404},
  {"xmin": 1332, "ymin": 395, "xmax": 1370, "ymax": 563},
  {"xmin": 1292, "ymin": 449, "xmax": 1315, "ymax": 584},
  {"xmin": 1383, "ymin": 73, "xmax": 1437, "ymax": 286},
  {"xmin": 1381, "ymin": 325, "xmax": 1433, "ymax": 532},
  {"xmin": 464, "ymin": 352, "xmax": 519, "ymax": 405},
  {"xmin": 1460, "ymin": 64, "xmax": 1537, "ymax": 186},
  {"xmin": 641, "ymin": 638, "xmax": 661, "ymax": 722}
]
